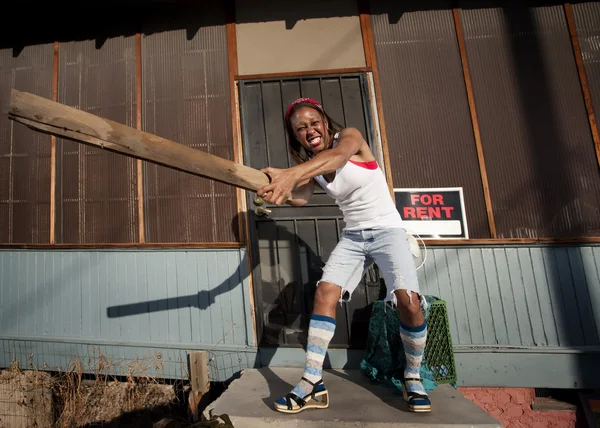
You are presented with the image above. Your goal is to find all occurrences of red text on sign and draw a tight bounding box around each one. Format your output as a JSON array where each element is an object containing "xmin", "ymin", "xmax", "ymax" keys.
[
  {"xmin": 404, "ymin": 193, "xmax": 454, "ymax": 219},
  {"xmin": 410, "ymin": 194, "xmax": 444, "ymax": 206},
  {"xmin": 403, "ymin": 206, "xmax": 454, "ymax": 219}
]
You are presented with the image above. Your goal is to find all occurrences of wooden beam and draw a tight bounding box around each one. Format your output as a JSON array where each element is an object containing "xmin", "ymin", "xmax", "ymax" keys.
[
  {"xmin": 227, "ymin": 9, "xmax": 258, "ymax": 346},
  {"xmin": 0, "ymin": 242, "xmax": 244, "ymax": 250},
  {"xmin": 359, "ymin": 1, "xmax": 374, "ymax": 69},
  {"xmin": 226, "ymin": 16, "xmax": 245, "ymax": 244},
  {"xmin": 187, "ymin": 351, "xmax": 209, "ymax": 422},
  {"xmin": 135, "ymin": 33, "xmax": 145, "ymax": 243},
  {"xmin": 9, "ymin": 89, "xmax": 272, "ymax": 195},
  {"xmin": 422, "ymin": 237, "xmax": 600, "ymax": 246},
  {"xmin": 2, "ymin": 236, "xmax": 599, "ymax": 249},
  {"xmin": 50, "ymin": 41, "xmax": 58, "ymax": 244},
  {"xmin": 453, "ymin": 9, "xmax": 498, "ymax": 239},
  {"xmin": 357, "ymin": 1, "xmax": 394, "ymax": 196},
  {"xmin": 564, "ymin": 3, "xmax": 600, "ymax": 171}
]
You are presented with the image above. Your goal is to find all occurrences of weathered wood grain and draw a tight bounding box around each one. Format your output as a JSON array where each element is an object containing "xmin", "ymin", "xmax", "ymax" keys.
[{"xmin": 8, "ymin": 89, "xmax": 271, "ymax": 193}]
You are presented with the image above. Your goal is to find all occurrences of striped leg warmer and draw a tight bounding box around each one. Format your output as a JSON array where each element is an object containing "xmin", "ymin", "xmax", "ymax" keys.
[
  {"xmin": 290, "ymin": 314, "xmax": 336, "ymax": 399},
  {"xmin": 400, "ymin": 320, "xmax": 428, "ymax": 396}
]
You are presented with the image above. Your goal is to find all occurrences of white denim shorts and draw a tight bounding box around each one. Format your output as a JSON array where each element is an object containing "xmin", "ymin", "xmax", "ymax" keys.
[{"xmin": 318, "ymin": 227, "xmax": 421, "ymax": 306}]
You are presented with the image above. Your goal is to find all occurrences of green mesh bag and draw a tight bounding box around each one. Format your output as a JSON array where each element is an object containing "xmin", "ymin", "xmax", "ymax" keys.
[{"xmin": 359, "ymin": 296, "xmax": 456, "ymax": 393}]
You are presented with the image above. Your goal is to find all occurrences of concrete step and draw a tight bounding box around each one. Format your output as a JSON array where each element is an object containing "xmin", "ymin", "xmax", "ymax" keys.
[{"xmin": 203, "ymin": 368, "xmax": 502, "ymax": 427}]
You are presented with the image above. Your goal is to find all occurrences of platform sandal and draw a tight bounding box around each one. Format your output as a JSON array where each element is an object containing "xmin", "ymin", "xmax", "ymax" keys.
[
  {"xmin": 274, "ymin": 377, "xmax": 329, "ymax": 413},
  {"xmin": 402, "ymin": 378, "xmax": 431, "ymax": 413}
]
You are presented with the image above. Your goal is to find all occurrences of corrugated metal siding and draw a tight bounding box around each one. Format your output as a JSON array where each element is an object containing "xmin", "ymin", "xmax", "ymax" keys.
[
  {"xmin": 141, "ymin": 8, "xmax": 238, "ymax": 243},
  {"xmin": 459, "ymin": 4, "xmax": 600, "ymax": 238},
  {"xmin": 0, "ymin": 248, "xmax": 255, "ymax": 380},
  {"xmin": 418, "ymin": 245, "xmax": 600, "ymax": 348},
  {"xmin": 572, "ymin": 2, "xmax": 600, "ymax": 134},
  {"xmin": 369, "ymin": 1, "xmax": 491, "ymax": 238},
  {"xmin": 0, "ymin": 44, "xmax": 53, "ymax": 244},
  {"xmin": 56, "ymin": 37, "xmax": 138, "ymax": 244}
]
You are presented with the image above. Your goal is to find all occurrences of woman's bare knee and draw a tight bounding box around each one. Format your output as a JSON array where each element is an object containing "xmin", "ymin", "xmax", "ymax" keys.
[
  {"xmin": 395, "ymin": 289, "xmax": 420, "ymax": 311},
  {"xmin": 313, "ymin": 282, "xmax": 341, "ymax": 316},
  {"xmin": 394, "ymin": 289, "xmax": 424, "ymax": 325}
]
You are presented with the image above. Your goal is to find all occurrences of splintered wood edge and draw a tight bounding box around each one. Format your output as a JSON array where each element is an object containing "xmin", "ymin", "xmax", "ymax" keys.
[
  {"xmin": 10, "ymin": 115, "xmax": 265, "ymax": 191},
  {"xmin": 9, "ymin": 89, "xmax": 288, "ymax": 201}
]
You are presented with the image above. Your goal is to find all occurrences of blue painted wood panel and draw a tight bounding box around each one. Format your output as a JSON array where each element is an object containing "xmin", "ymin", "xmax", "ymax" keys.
[
  {"xmin": 0, "ymin": 248, "xmax": 255, "ymax": 381},
  {"xmin": 417, "ymin": 245, "xmax": 600, "ymax": 348},
  {"xmin": 1, "ymin": 244, "xmax": 599, "ymax": 385}
]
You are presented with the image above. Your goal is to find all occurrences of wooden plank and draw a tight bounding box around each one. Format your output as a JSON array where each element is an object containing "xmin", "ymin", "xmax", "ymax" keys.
[
  {"xmin": 529, "ymin": 247, "xmax": 560, "ymax": 346},
  {"xmin": 567, "ymin": 247, "xmax": 599, "ymax": 346},
  {"xmin": 0, "ymin": 242, "xmax": 244, "ymax": 250},
  {"xmin": 581, "ymin": 247, "xmax": 600, "ymax": 344},
  {"xmin": 517, "ymin": 247, "xmax": 547, "ymax": 346},
  {"xmin": 458, "ymin": 248, "xmax": 484, "ymax": 344},
  {"xmin": 506, "ymin": 248, "xmax": 534, "ymax": 345},
  {"xmin": 481, "ymin": 249, "xmax": 509, "ymax": 345},
  {"xmin": 469, "ymin": 248, "xmax": 496, "ymax": 343},
  {"xmin": 453, "ymin": 9, "xmax": 497, "ymax": 239},
  {"xmin": 179, "ymin": 353, "xmax": 213, "ymax": 421},
  {"xmin": 564, "ymin": 3, "xmax": 600, "ymax": 171},
  {"xmin": 50, "ymin": 41, "xmax": 58, "ymax": 244},
  {"xmin": 8, "ymin": 89, "xmax": 272, "ymax": 194},
  {"xmin": 494, "ymin": 248, "xmax": 521, "ymax": 345},
  {"xmin": 135, "ymin": 33, "xmax": 145, "ymax": 243},
  {"xmin": 357, "ymin": 3, "xmax": 394, "ymax": 196},
  {"xmin": 358, "ymin": 0, "xmax": 374, "ymax": 69},
  {"xmin": 226, "ymin": 18, "xmax": 245, "ymax": 245},
  {"xmin": 227, "ymin": 8, "xmax": 258, "ymax": 346},
  {"xmin": 554, "ymin": 247, "xmax": 585, "ymax": 345},
  {"xmin": 423, "ymin": 237, "xmax": 600, "ymax": 245}
]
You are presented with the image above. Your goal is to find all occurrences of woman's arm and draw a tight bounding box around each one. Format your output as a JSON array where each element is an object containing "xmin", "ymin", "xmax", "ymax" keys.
[
  {"xmin": 293, "ymin": 127, "xmax": 364, "ymax": 181},
  {"xmin": 289, "ymin": 177, "xmax": 316, "ymax": 206},
  {"xmin": 258, "ymin": 128, "xmax": 365, "ymax": 205}
]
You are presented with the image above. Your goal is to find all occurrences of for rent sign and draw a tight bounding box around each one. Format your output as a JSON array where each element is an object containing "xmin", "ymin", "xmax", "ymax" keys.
[{"xmin": 394, "ymin": 188, "xmax": 468, "ymax": 239}]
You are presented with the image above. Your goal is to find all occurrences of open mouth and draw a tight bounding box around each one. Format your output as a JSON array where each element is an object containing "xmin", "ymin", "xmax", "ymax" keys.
[{"xmin": 308, "ymin": 135, "xmax": 322, "ymax": 147}]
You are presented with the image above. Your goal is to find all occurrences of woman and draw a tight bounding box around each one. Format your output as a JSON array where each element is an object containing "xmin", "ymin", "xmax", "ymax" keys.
[{"xmin": 256, "ymin": 97, "xmax": 431, "ymax": 414}]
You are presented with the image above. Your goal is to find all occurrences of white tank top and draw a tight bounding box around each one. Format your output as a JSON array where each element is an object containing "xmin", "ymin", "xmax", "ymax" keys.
[{"xmin": 313, "ymin": 134, "xmax": 403, "ymax": 231}]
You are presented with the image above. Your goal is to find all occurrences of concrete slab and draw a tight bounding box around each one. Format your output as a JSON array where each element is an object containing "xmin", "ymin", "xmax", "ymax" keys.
[{"xmin": 204, "ymin": 368, "xmax": 502, "ymax": 427}]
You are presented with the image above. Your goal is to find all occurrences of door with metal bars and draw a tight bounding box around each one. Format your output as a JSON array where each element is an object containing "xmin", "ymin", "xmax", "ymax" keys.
[{"xmin": 239, "ymin": 73, "xmax": 386, "ymax": 349}]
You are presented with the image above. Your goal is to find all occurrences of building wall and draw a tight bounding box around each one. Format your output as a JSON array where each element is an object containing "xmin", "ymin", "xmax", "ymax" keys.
[
  {"xmin": 0, "ymin": 44, "xmax": 53, "ymax": 244},
  {"xmin": 0, "ymin": 0, "xmax": 599, "ymax": 391},
  {"xmin": 0, "ymin": 248, "xmax": 256, "ymax": 381},
  {"xmin": 261, "ymin": 243, "xmax": 600, "ymax": 388},
  {"xmin": 235, "ymin": 0, "xmax": 366, "ymax": 75},
  {"xmin": 1, "ymin": 243, "xmax": 597, "ymax": 386},
  {"xmin": 369, "ymin": 2, "xmax": 492, "ymax": 239},
  {"xmin": 419, "ymin": 243, "xmax": 600, "ymax": 388},
  {"xmin": 417, "ymin": 245, "xmax": 600, "ymax": 349},
  {"xmin": 370, "ymin": 1, "xmax": 600, "ymax": 240}
]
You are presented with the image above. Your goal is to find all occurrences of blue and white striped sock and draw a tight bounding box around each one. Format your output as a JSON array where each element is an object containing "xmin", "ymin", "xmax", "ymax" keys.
[
  {"xmin": 400, "ymin": 320, "xmax": 428, "ymax": 396},
  {"xmin": 290, "ymin": 314, "xmax": 336, "ymax": 399}
]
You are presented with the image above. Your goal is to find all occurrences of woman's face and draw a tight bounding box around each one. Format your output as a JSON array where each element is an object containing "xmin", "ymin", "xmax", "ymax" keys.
[{"xmin": 289, "ymin": 106, "xmax": 329, "ymax": 154}]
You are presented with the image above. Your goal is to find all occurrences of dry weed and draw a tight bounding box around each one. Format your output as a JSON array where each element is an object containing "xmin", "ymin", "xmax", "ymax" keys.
[{"xmin": 52, "ymin": 352, "xmax": 180, "ymax": 427}]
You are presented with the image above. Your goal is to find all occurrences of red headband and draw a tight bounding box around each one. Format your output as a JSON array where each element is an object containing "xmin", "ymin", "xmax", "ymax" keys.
[{"xmin": 285, "ymin": 97, "xmax": 324, "ymax": 121}]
